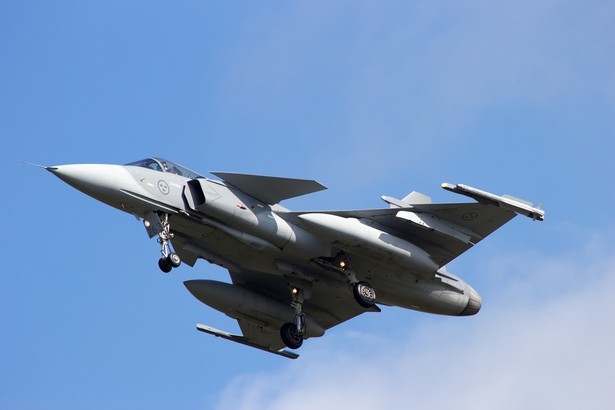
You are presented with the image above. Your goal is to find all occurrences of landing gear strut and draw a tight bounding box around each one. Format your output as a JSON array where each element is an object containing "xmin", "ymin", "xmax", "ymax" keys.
[
  {"xmin": 312, "ymin": 253, "xmax": 377, "ymax": 308},
  {"xmin": 280, "ymin": 287, "xmax": 305, "ymax": 349},
  {"xmin": 145, "ymin": 212, "xmax": 181, "ymax": 273}
]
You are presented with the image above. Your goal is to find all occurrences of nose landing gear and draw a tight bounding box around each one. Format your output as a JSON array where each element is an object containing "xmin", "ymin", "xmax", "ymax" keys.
[
  {"xmin": 157, "ymin": 214, "xmax": 181, "ymax": 273},
  {"xmin": 143, "ymin": 211, "xmax": 182, "ymax": 273}
]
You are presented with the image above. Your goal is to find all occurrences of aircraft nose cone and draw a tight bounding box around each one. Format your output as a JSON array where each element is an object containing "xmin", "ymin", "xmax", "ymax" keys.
[
  {"xmin": 48, "ymin": 164, "xmax": 120, "ymax": 202},
  {"xmin": 459, "ymin": 286, "xmax": 482, "ymax": 316}
]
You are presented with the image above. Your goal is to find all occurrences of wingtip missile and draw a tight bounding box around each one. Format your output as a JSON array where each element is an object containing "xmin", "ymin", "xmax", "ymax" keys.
[{"xmin": 442, "ymin": 182, "xmax": 545, "ymax": 221}]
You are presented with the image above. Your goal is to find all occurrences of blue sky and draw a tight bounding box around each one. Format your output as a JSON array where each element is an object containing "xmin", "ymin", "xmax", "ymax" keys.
[{"xmin": 2, "ymin": 1, "xmax": 614, "ymax": 409}]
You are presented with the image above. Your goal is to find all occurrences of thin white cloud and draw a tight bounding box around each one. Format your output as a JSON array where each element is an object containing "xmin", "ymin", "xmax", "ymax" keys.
[{"xmin": 213, "ymin": 240, "xmax": 615, "ymax": 410}]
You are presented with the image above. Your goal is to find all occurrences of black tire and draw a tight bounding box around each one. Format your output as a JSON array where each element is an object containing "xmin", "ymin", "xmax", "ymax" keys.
[
  {"xmin": 280, "ymin": 322, "xmax": 303, "ymax": 349},
  {"xmin": 158, "ymin": 257, "xmax": 172, "ymax": 273},
  {"xmin": 353, "ymin": 281, "xmax": 377, "ymax": 308},
  {"xmin": 167, "ymin": 252, "xmax": 181, "ymax": 268}
]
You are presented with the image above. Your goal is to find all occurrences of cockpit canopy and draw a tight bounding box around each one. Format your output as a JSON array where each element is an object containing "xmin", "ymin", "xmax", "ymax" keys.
[{"xmin": 126, "ymin": 158, "xmax": 204, "ymax": 179}]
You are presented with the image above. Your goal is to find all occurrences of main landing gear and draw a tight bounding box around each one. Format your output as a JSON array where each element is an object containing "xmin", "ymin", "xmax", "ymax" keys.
[
  {"xmin": 280, "ymin": 286, "xmax": 306, "ymax": 349},
  {"xmin": 312, "ymin": 253, "xmax": 377, "ymax": 309},
  {"xmin": 278, "ymin": 255, "xmax": 379, "ymax": 350},
  {"xmin": 352, "ymin": 281, "xmax": 377, "ymax": 308},
  {"xmin": 153, "ymin": 213, "xmax": 181, "ymax": 273}
]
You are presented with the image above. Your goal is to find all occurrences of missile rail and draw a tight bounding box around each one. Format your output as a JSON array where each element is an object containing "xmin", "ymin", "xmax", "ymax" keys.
[{"xmin": 195, "ymin": 324, "xmax": 299, "ymax": 359}]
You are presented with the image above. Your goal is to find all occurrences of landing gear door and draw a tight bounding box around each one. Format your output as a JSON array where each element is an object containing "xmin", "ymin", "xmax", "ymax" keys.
[{"xmin": 143, "ymin": 211, "xmax": 164, "ymax": 238}]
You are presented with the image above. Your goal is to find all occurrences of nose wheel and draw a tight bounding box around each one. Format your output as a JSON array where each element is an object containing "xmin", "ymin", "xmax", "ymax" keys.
[{"xmin": 158, "ymin": 252, "xmax": 181, "ymax": 273}]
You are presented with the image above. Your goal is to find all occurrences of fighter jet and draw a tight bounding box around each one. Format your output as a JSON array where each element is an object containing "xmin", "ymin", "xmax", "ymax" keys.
[{"xmin": 43, "ymin": 158, "xmax": 544, "ymax": 359}]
